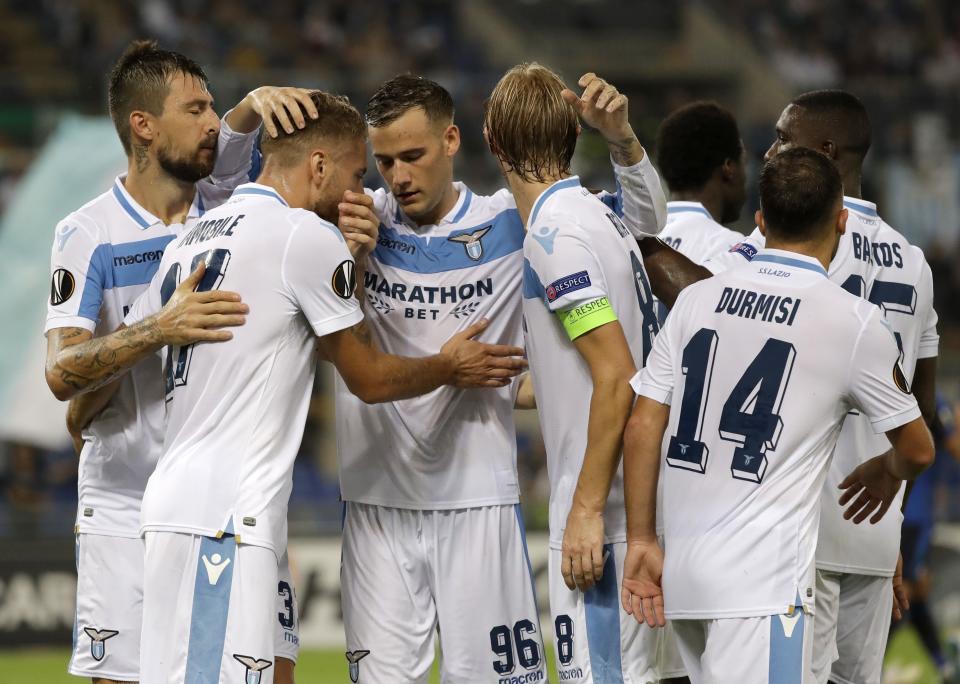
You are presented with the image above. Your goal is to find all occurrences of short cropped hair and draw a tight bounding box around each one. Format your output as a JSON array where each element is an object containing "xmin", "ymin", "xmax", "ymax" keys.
[
  {"xmin": 108, "ymin": 40, "xmax": 209, "ymax": 155},
  {"xmin": 259, "ymin": 91, "xmax": 366, "ymax": 167},
  {"xmin": 759, "ymin": 147, "xmax": 843, "ymax": 242},
  {"xmin": 655, "ymin": 101, "xmax": 742, "ymax": 192},
  {"xmin": 790, "ymin": 89, "xmax": 871, "ymax": 160},
  {"xmin": 365, "ymin": 74, "xmax": 455, "ymax": 128},
  {"xmin": 484, "ymin": 63, "xmax": 577, "ymax": 184}
]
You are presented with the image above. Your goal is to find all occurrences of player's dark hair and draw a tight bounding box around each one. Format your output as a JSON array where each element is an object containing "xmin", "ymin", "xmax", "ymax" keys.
[
  {"xmin": 790, "ymin": 89, "xmax": 871, "ymax": 161},
  {"xmin": 108, "ymin": 40, "xmax": 209, "ymax": 155},
  {"xmin": 759, "ymin": 147, "xmax": 842, "ymax": 242},
  {"xmin": 655, "ymin": 101, "xmax": 742, "ymax": 193},
  {"xmin": 259, "ymin": 91, "xmax": 366, "ymax": 167},
  {"xmin": 365, "ymin": 74, "xmax": 455, "ymax": 128}
]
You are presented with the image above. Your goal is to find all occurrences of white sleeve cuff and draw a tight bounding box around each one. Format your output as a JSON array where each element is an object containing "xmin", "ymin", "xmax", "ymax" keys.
[{"xmin": 870, "ymin": 404, "xmax": 922, "ymax": 434}]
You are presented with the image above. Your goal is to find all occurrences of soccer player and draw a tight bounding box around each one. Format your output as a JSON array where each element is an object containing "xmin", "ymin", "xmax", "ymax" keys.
[
  {"xmin": 123, "ymin": 90, "xmax": 526, "ymax": 684},
  {"xmin": 483, "ymin": 62, "xmax": 666, "ymax": 683},
  {"xmin": 620, "ymin": 148, "xmax": 934, "ymax": 684},
  {"xmin": 747, "ymin": 90, "xmax": 939, "ymax": 684},
  {"xmin": 335, "ymin": 71, "xmax": 669, "ymax": 682},
  {"xmin": 43, "ymin": 40, "xmax": 321, "ymax": 684}
]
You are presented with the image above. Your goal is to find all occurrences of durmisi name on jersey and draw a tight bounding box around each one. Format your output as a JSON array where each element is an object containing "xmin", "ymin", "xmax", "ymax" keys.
[
  {"xmin": 716, "ymin": 287, "xmax": 801, "ymax": 326},
  {"xmin": 851, "ymin": 231, "xmax": 903, "ymax": 268},
  {"xmin": 364, "ymin": 271, "xmax": 493, "ymax": 320},
  {"xmin": 178, "ymin": 214, "xmax": 246, "ymax": 247},
  {"xmin": 113, "ymin": 249, "xmax": 164, "ymax": 267}
]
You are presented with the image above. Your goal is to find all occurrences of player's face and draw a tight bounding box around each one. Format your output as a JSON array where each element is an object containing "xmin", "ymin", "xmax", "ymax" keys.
[
  {"xmin": 765, "ymin": 105, "xmax": 823, "ymax": 161},
  {"xmin": 311, "ymin": 137, "xmax": 367, "ymax": 224},
  {"xmin": 154, "ymin": 73, "xmax": 220, "ymax": 183},
  {"xmin": 368, "ymin": 107, "xmax": 458, "ymax": 223},
  {"xmin": 721, "ymin": 145, "xmax": 748, "ymax": 224}
]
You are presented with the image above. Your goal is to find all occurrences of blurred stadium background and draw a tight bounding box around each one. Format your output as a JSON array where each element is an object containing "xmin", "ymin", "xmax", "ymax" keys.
[{"xmin": 0, "ymin": 1, "xmax": 959, "ymax": 682}]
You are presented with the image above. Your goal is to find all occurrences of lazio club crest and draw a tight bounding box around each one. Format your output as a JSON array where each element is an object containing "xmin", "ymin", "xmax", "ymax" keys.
[
  {"xmin": 233, "ymin": 654, "xmax": 273, "ymax": 684},
  {"xmin": 83, "ymin": 627, "xmax": 118, "ymax": 661},
  {"xmin": 447, "ymin": 226, "xmax": 492, "ymax": 261},
  {"xmin": 345, "ymin": 650, "xmax": 371, "ymax": 682}
]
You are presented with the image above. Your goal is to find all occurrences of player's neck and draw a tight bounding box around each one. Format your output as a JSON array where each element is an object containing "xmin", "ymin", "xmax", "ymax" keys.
[
  {"xmin": 507, "ymin": 172, "xmax": 567, "ymax": 227},
  {"xmin": 840, "ymin": 167, "xmax": 863, "ymax": 200},
  {"xmin": 411, "ymin": 182, "xmax": 460, "ymax": 227},
  {"xmin": 671, "ymin": 187, "xmax": 724, "ymax": 223},
  {"xmin": 763, "ymin": 238, "xmax": 834, "ymax": 272},
  {"xmin": 124, "ymin": 159, "xmax": 197, "ymax": 226},
  {"xmin": 255, "ymin": 168, "xmax": 307, "ymax": 209}
]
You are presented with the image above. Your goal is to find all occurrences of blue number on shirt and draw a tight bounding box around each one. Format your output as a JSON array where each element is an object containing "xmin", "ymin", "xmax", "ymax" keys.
[
  {"xmin": 490, "ymin": 620, "xmax": 541, "ymax": 675},
  {"xmin": 278, "ymin": 580, "xmax": 295, "ymax": 629},
  {"xmin": 841, "ymin": 273, "xmax": 914, "ymax": 357},
  {"xmin": 666, "ymin": 328, "xmax": 719, "ymax": 473},
  {"xmin": 490, "ymin": 625, "xmax": 514, "ymax": 675},
  {"xmin": 159, "ymin": 248, "xmax": 232, "ymax": 399},
  {"xmin": 630, "ymin": 252, "xmax": 660, "ymax": 363},
  {"xmin": 554, "ymin": 614, "xmax": 574, "ymax": 666},
  {"xmin": 666, "ymin": 330, "xmax": 795, "ymax": 483},
  {"xmin": 513, "ymin": 619, "xmax": 541, "ymax": 670}
]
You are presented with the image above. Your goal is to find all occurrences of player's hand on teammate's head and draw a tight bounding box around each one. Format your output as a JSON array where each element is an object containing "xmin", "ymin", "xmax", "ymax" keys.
[
  {"xmin": 156, "ymin": 262, "xmax": 249, "ymax": 346},
  {"xmin": 439, "ymin": 319, "xmax": 527, "ymax": 389},
  {"xmin": 837, "ymin": 452, "xmax": 902, "ymax": 524},
  {"xmin": 339, "ymin": 191, "xmax": 379, "ymax": 260},
  {"xmin": 621, "ymin": 540, "xmax": 666, "ymax": 628},
  {"xmin": 561, "ymin": 506, "xmax": 606, "ymax": 591},
  {"xmin": 245, "ymin": 86, "xmax": 320, "ymax": 138},
  {"xmin": 561, "ymin": 72, "xmax": 631, "ymax": 142}
]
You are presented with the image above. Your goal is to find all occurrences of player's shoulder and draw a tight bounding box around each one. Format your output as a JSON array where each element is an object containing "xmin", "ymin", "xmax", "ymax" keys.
[
  {"xmin": 56, "ymin": 186, "xmax": 120, "ymax": 240},
  {"xmin": 285, "ymin": 208, "xmax": 346, "ymax": 245},
  {"xmin": 463, "ymin": 186, "xmax": 517, "ymax": 217}
]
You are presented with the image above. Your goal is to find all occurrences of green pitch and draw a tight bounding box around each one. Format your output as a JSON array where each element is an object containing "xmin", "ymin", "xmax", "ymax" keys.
[{"xmin": 0, "ymin": 629, "xmax": 940, "ymax": 683}]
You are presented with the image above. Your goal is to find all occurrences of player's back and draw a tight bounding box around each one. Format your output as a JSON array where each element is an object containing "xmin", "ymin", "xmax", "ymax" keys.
[
  {"xmin": 131, "ymin": 183, "xmax": 360, "ymax": 554},
  {"xmin": 522, "ymin": 176, "xmax": 659, "ymax": 547},
  {"xmin": 648, "ymin": 249, "xmax": 907, "ymax": 618},
  {"xmin": 659, "ymin": 201, "xmax": 744, "ymax": 263}
]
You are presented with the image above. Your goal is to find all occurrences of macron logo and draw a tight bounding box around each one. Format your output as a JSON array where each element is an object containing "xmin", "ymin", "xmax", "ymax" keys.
[{"xmin": 202, "ymin": 553, "xmax": 231, "ymax": 585}]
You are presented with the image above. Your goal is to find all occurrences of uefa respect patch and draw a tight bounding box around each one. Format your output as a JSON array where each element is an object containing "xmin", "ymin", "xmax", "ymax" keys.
[
  {"xmin": 729, "ymin": 242, "xmax": 758, "ymax": 260},
  {"xmin": 546, "ymin": 270, "xmax": 591, "ymax": 302}
]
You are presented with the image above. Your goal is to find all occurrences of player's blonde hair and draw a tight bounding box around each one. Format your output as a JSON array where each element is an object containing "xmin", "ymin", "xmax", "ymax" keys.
[
  {"xmin": 484, "ymin": 63, "xmax": 578, "ymax": 183},
  {"xmin": 259, "ymin": 91, "xmax": 366, "ymax": 167}
]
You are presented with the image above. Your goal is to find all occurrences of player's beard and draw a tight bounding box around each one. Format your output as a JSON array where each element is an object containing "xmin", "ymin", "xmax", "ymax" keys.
[
  {"xmin": 312, "ymin": 194, "xmax": 340, "ymax": 225},
  {"xmin": 157, "ymin": 139, "xmax": 218, "ymax": 184}
]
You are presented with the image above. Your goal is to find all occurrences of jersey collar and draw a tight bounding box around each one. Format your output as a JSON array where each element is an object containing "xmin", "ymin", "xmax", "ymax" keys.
[
  {"xmin": 752, "ymin": 248, "xmax": 828, "ymax": 277},
  {"xmin": 842, "ymin": 196, "xmax": 878, "ymax": 217},
  {"xmin": 232, "ymin": 182, "xmax": 290, "ymax": 206},
  {"xmin": 529, "ymin": 176, "xmax": 581, "ymax": 227},
  {"xmin": 667, "ymin": 201, "xmax": 712, "ymax": 218},
  {"xmin": 112, "ymin": 175, "xmax": 206, "ymax": 228},
  {"xmin": 392, "ymin": 181, "xmax": 473, "ymax": 229}
]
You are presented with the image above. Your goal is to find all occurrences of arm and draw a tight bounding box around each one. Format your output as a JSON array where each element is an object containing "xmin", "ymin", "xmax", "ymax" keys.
[
  {"xmin": 637, "ymin": 238, "xmax": 711, "ymax": 308},
  {"xmin": 514, "ymin": 373, "xmax": 536, "ymax": 410},
  {"xmin": 562, "ymin": 320, "xmax": 637, "ymax": 591},
  {"xmin": 620, "ymin": 395, "xmax": 669, "ymax": 627},
  {"xmin": 66, "ymin": 379, "xmax": 121, "ymax": 454},
  {"xmin": 912, "ymin": 356, "xmax": 937, "ymax": 428},
  {"xmin": 44, "ymin": 263, "xmax": 247, "ymax": 400},
  {"xmin": 318, "ymin": 318, "xmax": 526, "ymax": 404}
]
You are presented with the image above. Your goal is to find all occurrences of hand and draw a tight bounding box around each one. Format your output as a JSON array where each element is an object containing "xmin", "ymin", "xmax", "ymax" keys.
[
  {"xmin": 243, "ymin": 86, "xmax": 320, "ymax": 138},
  {"xmin": 561, "ymin": 504, "xmax": 605, "ymax": 591},
  {"xmin": 892, "ymin": 552, "xmax": 909, "ymax": 621},
  {"xmin": 156, "ymin": 263, "xmax": 248, "ymax": 345},
  {"xmin": 838, "ymin": 453, "xmax": 903, "ymax": 524},
  {"xmin": 339, "ymin": 191, "xmax": 379, "ymax": 259},
  {"xmin": 621, "ymin": 539, "xmax": 665, "ymax": 627},
  {"xmin": 439, "ymin": 319, "xmax": 527, "ymax": 388},
  {"xmin": 561, "ymin": 73, "xmax": 633, "ymax": 143}
]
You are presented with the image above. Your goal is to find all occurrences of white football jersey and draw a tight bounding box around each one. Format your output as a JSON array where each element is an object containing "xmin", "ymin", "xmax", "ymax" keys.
[
  {"xmin": 522, "ymin": 175, "xmax": 663, "ymax": 549},
  {"xmin": 632, "ymin": 248, "xmax": 920, "ymax": 618},
  {"xmin": 336, "ymin": 156, "xmax": 666, "ymax": 509},
  {"xmin": 44, "ymin": 119, "xmax": 257, "ymax": 537},
  {"xmin": 659, "ymin": 201, "xmax": 745, "ymax": 263},
  {"xmin": 125, "ymin": 183, "xmax": 363, "ymax": 554}
]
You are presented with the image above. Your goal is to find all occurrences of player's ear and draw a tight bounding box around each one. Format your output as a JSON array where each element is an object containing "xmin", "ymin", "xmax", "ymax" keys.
[
  {"xmin": 721, "ymin": 158, "xmax": 737, "ymax": 182},
  {"xmin": 128, "ymin": 110, "xmax": 155, "ymax": 147},
  {"xmin": 310, "ymin": 149, "xmax": 326, "ymax": 183},
  {"xmin": 755, "ymin": 209, "xmax": 766, "ymax": 236},
  {"xmin": 836, "ymin": 207, "xmax": 848, "ymax": 236},
  {"xmin": 443, "ymin": 124, "xmax": 460, "ymax": 158},
  {"xmin": 823, "ymin": 139, "xmax": 838, "ymax": 160}
]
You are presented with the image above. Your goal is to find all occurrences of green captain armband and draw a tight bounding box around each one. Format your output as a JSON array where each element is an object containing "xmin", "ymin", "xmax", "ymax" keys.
[{"xmin": 556, "ymin": 297, "xmax": 618, "ymax": 340}]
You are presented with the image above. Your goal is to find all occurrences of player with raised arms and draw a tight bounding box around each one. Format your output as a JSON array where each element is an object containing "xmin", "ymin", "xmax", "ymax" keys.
[
  {"xmin": 621, "ymin": 147, "xmax": 934, "ymax": 683},
  {"xmin": 122, "ymin": 90, "xmax": 526, "ymax": 684}
]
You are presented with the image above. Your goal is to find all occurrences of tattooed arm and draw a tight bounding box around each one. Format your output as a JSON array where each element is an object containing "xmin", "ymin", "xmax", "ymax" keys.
[
  {"xmin": 66, "ymin": 379, "xmax": 122, "ymax": 454},
  {"xmin": 44, "ymin": 263, "xmax": 248, "ymax": 401}
]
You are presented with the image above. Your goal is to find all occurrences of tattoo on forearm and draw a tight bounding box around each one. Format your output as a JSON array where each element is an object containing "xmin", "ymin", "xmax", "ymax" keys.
[
  {"xmin": 348, "ymin": 321, "xmax": 373, "ymax": 346},
  {"xmin": 53, "ymin": 319, "xmax": 163, "ymax": 392},
  {"xmin": 608, "ymin": 135, "xmax": 640, "ymax": 166}
]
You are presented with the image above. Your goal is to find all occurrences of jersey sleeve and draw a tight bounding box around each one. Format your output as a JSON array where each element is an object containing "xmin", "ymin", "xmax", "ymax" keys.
[
  {"xmin": 202, "ymin": 110, "xmax": 261, "ymax": 193},
  {"xmin": 915, "ymin": 258, "xmax": 939, "ymax": 359},
  {"xmin": 846, "ymin": 307, "xmax": 922, "ymax": 433},
  {"xmin": 44, "ymin": 216, "xmax": 103, "ymax": 333},
  {"xmin": 596, "ymin": 153, "xmax": 667, "ymax": 239},
  {"xmin": 282, "ymin": 214, "xmax": 364, "ymax": 337}
]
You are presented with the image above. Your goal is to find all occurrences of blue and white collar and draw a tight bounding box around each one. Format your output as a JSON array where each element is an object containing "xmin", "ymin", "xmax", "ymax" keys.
[
  {"xmin": 752, "ymin": 248, "xmax": 828, "ymax": 277},
  {"xmin": 232, "ymin": 182, "xmax": 290, "ymax": 207},
  {"xmin": 393, "ymin": 181, "xmax": 474, "ymax": 228},
  {"xmin": 667, "ymin": 201, "xmax": 713, "ymax": 218},
  {"xmin": 529, "ymin": 176, "xmax": 581, "ymax": 227},
  {"xmin": 842, "ymin": 196, "xmax": 878, "ymax": 218},
  {"xmin": 112, "ymin": 175, "xmax": 206, "ymax": 228}
]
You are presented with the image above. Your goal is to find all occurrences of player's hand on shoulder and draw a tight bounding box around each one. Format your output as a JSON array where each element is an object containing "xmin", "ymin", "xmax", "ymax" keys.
[
  {"xmin": 561, "ymin": 72, "xmax": 632, "ymax": 143},
  {"xmin": 339, "ymin": 190, "xmax": 379, "ymax": 260},
  {"xmin": 156, "ymin": 262, "xmax": 249, "ymax": 345},
  {"xmin": 439, "ymin": 319, "xmax": 527, "ymax": 389},
  {"xmin": 243, "ymin": 86, "xmax": 320, "ymax": 138},
  {"xmin": 837, "ymin": 451, "xmax": 902, "ymax": 524},
  {"xmin": 561, "ymin": 504, "xmax": 605, "ymax": 591},
  {"xmin": 621, "ymin": 539, "xmax": 665, "ymax": 628}
]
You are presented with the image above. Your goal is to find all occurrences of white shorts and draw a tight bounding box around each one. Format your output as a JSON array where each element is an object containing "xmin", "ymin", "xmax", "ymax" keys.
[
  {"xmin": 548, "ymin": 543, "xmax": 659, "ymax": 684},
  {"xmin": 275, "ymin": 549, "xmax": 300, "ymax": 663},
  {"xmin": 341, "ymin": 502, "xmax": 546, "ymax": 684},
  {"xmin": 812, "ymin": 570, "xmax": 892, "ymax": 684},
  {"xmin": 69, "ymin": 533, "xmax": 143, "ymax": 681},
  {"xmin": 141, "ymin": 531, "xmax": 278, "ymax": 684},
  {"xmin": 672, "ymin": 606, "xmax": 813, "ymax": 684}
]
